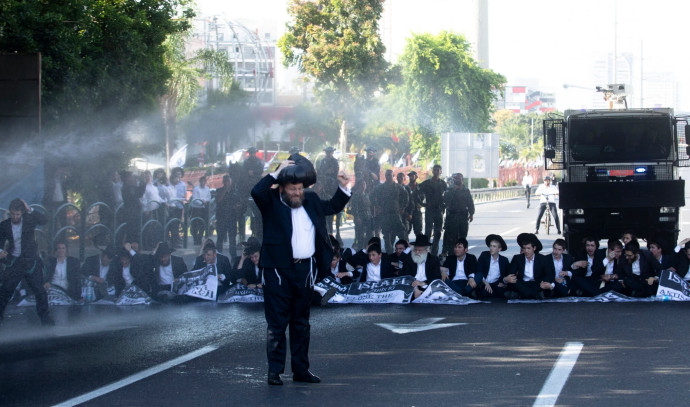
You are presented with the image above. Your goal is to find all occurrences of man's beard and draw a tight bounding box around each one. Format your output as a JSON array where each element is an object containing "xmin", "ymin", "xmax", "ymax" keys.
[
  {"xmin": 411, "ymin": 251, "xmax": 428, "ymax": 264},
  {"xmin": 281, "ymin": 190, "xmax": 304, "ymax": 208}
]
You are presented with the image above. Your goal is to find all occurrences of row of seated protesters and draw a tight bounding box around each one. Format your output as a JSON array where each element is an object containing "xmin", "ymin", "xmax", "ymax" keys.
[
  {"xmin": 41, "ymin": 231, "xmax": 690, "ymax": 303},
  {"xmin": 335, "ymin": 232, "xmax": 690, "ymax": 300},
  {"xmin": 42, "ymin": 238, "xmax": 263, "ymax": 303}
]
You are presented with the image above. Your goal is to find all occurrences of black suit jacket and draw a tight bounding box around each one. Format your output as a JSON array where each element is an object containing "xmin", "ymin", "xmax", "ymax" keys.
[
  {"xmin": 442, "ymin": 253, "xmax": 478, "ymax": 280},
  {"xmin": 45, "ymin": 256, "xmax": 82, "ymax": 300},
  {"xmin": 509, "ymin": 253, "xmax": 554, "ymax": 283},
  {"xmin": 617, "ymin": 250, "xmax": 655, "ymax": 280},
  {"xmin": 359, "ymin": 259, "xmax": 396, "ymax": 282},
  {"xmin": 251, "ymin": 174, "xmax": 349, "ymax": 279},
  {"xmin": 150, "ymin": 254, "xmax": 188, "ymax": 290},
  {"xmin": 573, "ymin": 250, "xmax": 606, "ymax": 279},
  {"xmin": 238, "ymin": 260, "xmax": 263, "ymax": 285},
  {"xmin": 193, "ymin": 252, "xmax": 234, "ymax": 287},
  {"xmin": 401, "ymin": 254, "xmax": 442, "ymax": 283},
  {"xmin": 0, "ymin": 211, "xmax": 47, "ymax": 261},
  {"xmin": 82, "ymin": 254, "xmax": 120, "ymax": 287},
  {"xmin": 477, "ymin": 251, "xmax": 510, "ymax": 280},
  {"xmin": 545, "ymin": 253, "xmax": 574, "ymax": 280}
]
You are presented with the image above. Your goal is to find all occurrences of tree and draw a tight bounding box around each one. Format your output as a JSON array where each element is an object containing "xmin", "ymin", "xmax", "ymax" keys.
[
  {"xmin": 494, "ymin": 110, "xmax": 545, "ymax": 161},
  {"xmin": 278, "ymin": 0, "xmax": 388, "ymax": 151},
  {"xmin": 398, "ymin": 31, "xmax": 506, "ymax": 160}
]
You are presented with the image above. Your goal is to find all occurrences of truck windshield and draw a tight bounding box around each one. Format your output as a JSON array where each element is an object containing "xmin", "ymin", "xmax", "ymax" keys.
[{"xmin": 569, "ymin": 117, "xmax": 673, "ymax": 162}]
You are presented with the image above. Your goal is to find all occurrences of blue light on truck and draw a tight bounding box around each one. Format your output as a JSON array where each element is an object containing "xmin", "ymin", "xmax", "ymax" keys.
[{"xmin": 634, "ymin": 167, "xmax": 647, "ymax": 173}]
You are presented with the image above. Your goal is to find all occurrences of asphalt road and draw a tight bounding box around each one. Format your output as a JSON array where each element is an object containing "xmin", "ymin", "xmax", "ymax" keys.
[{"xmin": 2, "ymin": 195, "xmax": 690, "ymax": 406}]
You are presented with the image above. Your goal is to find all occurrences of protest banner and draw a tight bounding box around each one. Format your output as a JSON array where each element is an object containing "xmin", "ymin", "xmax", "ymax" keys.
[
  {"xmin": 175, "ymin": 265, "xmax": 218, "ymax": 301},
  {"xmin": 217, "ymin": 284, "xmax": 264, "ymax": 303},
  {"xmin": 346, "ymin": 276, "xmax": 415, "ymax": 304},
  {"xmin": 414, "ymin": 280, "xmax": 482, "ymax": 305},
  {"xmin": 656, "ymin": 270, "xmax": 690, "ymax": 301}
]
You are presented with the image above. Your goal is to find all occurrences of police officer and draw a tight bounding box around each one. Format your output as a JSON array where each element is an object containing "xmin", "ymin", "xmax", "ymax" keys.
[
  {"xmin": 244, "ymin": 147, "xmax": 265, "ymax": 241},
  {"xmin": 318, "ymin": 146, "xmax": 341, "ymax": 240},
  {"xmin": 442, "ymin": 173, "xmax": 475, "ymax": 257},
  {"xmin": 406, "ymin": 170, "xmax": 424, "ymax": 237},
  {"xmin": 372, "ymin": 170, "xmax": 409, "ymax": 253},
  {"xmin": 396, "ymin": 172, "xmax": 413, "ymax": 236},
  {"xmin": 419, "ymin": 164, "xmax": 447, "ymax": 256}
]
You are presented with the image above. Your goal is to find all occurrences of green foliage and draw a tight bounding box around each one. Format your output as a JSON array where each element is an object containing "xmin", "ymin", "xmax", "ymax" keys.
[
  {"xmin": 470, "ymin": 178, "xmax": 489, "ymax": 189},
  {"xmin": 493, "ymin": 110, "xmax": 546, "ymax": 161},
  {"xmin": 278, "ymin": 0, "xmax": 388, "ymax": 114},
  {"xmin": 0, "ymin": 0, "xmax": 195, "ymax": 126},
  {"xmin": 399, "ymin": 31, "xmax": 506, "ymax": 137}
]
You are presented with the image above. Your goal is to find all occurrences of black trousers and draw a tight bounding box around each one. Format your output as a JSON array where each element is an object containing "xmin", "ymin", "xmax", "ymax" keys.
[
  {"xmin": 424, "ymin": 208, "xmax": 444, "ymax": 256},
  {"xmin": 263, "ymin": 260, "xmax": 313, "ymax": 375},
  {"xmin": 535, "ymin": 202, "xmax": 561, "ymax": 232},
  {"xmin": 0, "ymin": 257, "xmax": 49, "ymax": 319}
]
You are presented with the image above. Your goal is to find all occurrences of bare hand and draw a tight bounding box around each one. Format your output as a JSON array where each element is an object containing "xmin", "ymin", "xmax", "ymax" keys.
[
  {"xmin": 469, "ymin": 214, "xmax": 474, "ymax": 222},
  {"xmin": 540, "ymin": 281, "xmax": 552, "ymax": 290},
  {"xmin": 0, "ymin": 251, "xmax": 7, "ymax": 259},
  {"xmin": 411, "ymin": 280, "xmax": 425, "ymax": 287},
  {"xmin": 484, "ymin": 281, "xmax": 493, "ymax": 294},
  {"xmin": 468, "ymin": 278, "xmax": 477, "ymax": 288},
  {"xmin": 504, "ymin": 274, "xmax": 517, "ymax": 284},
  {"xmin": 337, "ymin": 170, "xmax": 350, "ymax": 188}
]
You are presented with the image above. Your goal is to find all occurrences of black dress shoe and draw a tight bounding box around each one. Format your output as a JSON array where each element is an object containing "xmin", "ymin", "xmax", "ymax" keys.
[
  {"xmin": 293, "ymin": 371, "xmax": 321, "ymax": 383},
  {"xmin": 267, "ymin": 372, "xmax": 283, "ymax": 386}
]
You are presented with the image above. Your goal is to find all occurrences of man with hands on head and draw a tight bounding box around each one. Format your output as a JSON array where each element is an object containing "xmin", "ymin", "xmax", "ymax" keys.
[{"xmin": 251, "ymin": 155, "xmax": 350, "ymax": 386}]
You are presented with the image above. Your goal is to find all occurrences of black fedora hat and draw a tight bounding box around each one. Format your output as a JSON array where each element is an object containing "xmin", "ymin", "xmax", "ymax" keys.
[
  {"xmin": 410, "ymin": 234, "xmax": 432, "ymax": 247},
  {"xmin": 516, "ymin": 233, "xmax": 531, "ymax": 247},
  {"xmin": 523, "ymin": 233, "xmax": 543, "ymax": 252},
  {"xmin": 155, "ymin": 242, "xmax": 175, "ymax": 256},
  {"xmin": 485, "ymin": 234, "xmax": 507, "ymax": 251},
  {"xmin": 277, "ymin": 153, "xmax": 317, "ymax": 188}
]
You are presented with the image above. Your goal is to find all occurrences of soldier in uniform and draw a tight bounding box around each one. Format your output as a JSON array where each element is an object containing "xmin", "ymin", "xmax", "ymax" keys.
[
  {"xmin": 406, "ymin": 170, "xmax": 424, "ymax": 237},
  {"xmin": 442, "ymin": 173, "xmax": 475, "ymax": 257},
  {"xmin": 318, "ymin": 146, "xmax": 341, "ymax": 242},
  {"xmin": 419, "ymin": 165, "xmax": 447, "ymax": 256},
  {"xmin": 372, "ymin": 170, "xmax": 409, "ymax": 253},
  {"xmin": 243, "ymin": 147, "xmax": 265, "ymax": 241},
  {"xmin": 396, "ymin": 172, "xmax": 413, "ymax": 238},
  {"xmin": 364, "ymin": 146, "xmax": 380, "ymax": 185},
  {"xmin": 349, "ymin": 181, "xmax": 372, "ymax": 250}
]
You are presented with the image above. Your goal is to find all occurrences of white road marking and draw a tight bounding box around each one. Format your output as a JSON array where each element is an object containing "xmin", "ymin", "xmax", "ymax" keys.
[
  {"xmin": 376, "ymin": 317, "xmax": 466, "ymax": 334},
  {"xmin": 533, "ymin": 342, "xmax": 584, "ymax": 407},
  {"xmin": 53, "ymin": 345, "xmax": 219, "ymax": 407},
  {"xmin": 501, "ymin": 227, "xmax": 520, "ymax": 236}
]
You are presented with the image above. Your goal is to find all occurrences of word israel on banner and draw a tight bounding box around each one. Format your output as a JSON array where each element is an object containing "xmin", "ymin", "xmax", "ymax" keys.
[
  {"xmin": 315, "ymin": 276, "xmax": 349, "ymax": 303},
  {"xmin": 346, "ymin": 276, "xmax": 415, "ymax": 304},
  {"xmin": 176, "ymin": 265, "xmax": 218, "ymax": 301},
  {"xmin": 656, "ymin": 270, "xmax": 690, "ymax": 301},
  {"xmin": 115, "ymin": 285, "xmax": 154, "ymax": 305},
  {"xmin": 217, "ymin": 284, "xmax": 264, "ymax": 303},
  {"xmin": 414, "ymin": 280, "xmax": 482, "ymax": 305}
]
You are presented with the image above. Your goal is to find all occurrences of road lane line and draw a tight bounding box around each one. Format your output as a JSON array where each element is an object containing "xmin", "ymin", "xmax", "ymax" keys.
[
  {"xmin": 53, "ymin": 345, "xmax": 219, "ymax": 407},
  {"xmin": 533, "ymin": 342, "xmax": 583, "ymax": 407},
  {"xmin": 501, "ymin": 227, "xmax": 520, "ymax": 236}
]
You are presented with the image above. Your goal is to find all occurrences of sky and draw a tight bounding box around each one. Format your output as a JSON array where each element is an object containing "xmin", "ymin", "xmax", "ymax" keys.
[{"xmin": 196, "ymin": 0, "xmax": 690, "ymax": 111}]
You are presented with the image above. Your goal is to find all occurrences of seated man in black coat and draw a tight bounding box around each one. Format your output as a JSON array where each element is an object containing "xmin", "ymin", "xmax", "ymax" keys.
[
  {"xmin": 151, "ymin": 242, "xmax": 188, "ymax": 300},
  {"xmin": 503, "ymin": 233, "xmax": 554, "ymax": 299},
  {"xmin": 390, "ymin": 239, "xmax": 411, "ymax": 275},
  {"xmin": 619, "ymin": 240, "xmax": 656, "ymax": 297},
  {"xmin": 545, "ymin": 238, "xmax": 575, "ymax": 297},
  {"xmin": 570, "ymin": 236, "xmax": 605, "ymax": 296},
  {"xmin": 475, "ymin": 234, "xmax": 510, "ymax": 299},
  {"xmin": 83, "ymin": 245, "xmax": 118, "ymax": 299},
  {"xmin": 44, "ymin": 241, "xmax": 82, "ymax": 301},
  {"xmin": 359, "ymin": 244, "xmax": 395, "ymax": 282},
  {"xmin": 192, "ymin": 240, "xmax": 234, "ymax": 297},
  {"xmin": 440, "ymin": 237, "xmax": 478, "ymax": 297},
  {"xmin": 401, "ymin": 234, "xmax": 442, "ymax": 299},
  {"xmin": 237, "ymin": 239, "xmax": 263, "ymax": 288}
]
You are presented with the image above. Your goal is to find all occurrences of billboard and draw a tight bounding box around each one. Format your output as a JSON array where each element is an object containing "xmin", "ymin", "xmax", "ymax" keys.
[{"xmin": 440, "ymin": 132, "xmax": 499, "ymax": 182}]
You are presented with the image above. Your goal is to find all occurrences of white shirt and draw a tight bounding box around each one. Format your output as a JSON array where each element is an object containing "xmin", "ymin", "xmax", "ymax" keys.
[
  {"xmin": 366, "ymin": 262, "xmax": 382, "ymax": 282},
  {"xmin": 52, "ymin": 258, "xmax": 68, "ymax": 289},
  {"xmin": 158, "ymin": 263, "xmax": 174, "ymax": 285},
  {"xmin": 99, "ymin": 257, "xmax": 110, "ymax": 280},
  {"xmin": 143, "ymin": 183, "xmax": 163, "ymax": 211},
  {"xmin": 290, "ymin": 205, "xmax": 316, "ymax": 259},
  {"xmin": 535, "ymin": 183, "xmax": 558, "ymax": 204},
  {"xmin": 486, "ymin": 255, "xmax": 501, "ymax": 283},
  {"xmin": 586, "ymin": 255, "xmax": 594, "ymax": 277},
  {"xmin": 122, "ymin": 265, "xmax": 134, "ymax": 286},
  {"xmin": 452, "ymin": 257, "xmax": 468, "ymax": 281},
  {"xmin": 11, "ymin": 220, "xmax": 22, "ymax": 257},
  {"xmin": 553, "ymin": 256, "xmax": 564, "ymax": 276},
  {"xmin": 632, "ymin": 259, "xmax": 641, "ymax": 276},
  {"xmin": 414, "ymin": 262, "xmax": 427, "ymax": 282},
  {"xmin": 522, "ymin": 174, "xmax": 533, "ymax": 187},
  {"xmin": 523, "ymin": 256, "xmax": 535, "ymax": 281},
  {"xmin": 191, "ymin": 185, "xmax": 211, "ymax": 207},
  {"xmin": 112, "ymin": 181, "xmax": 123, "ymax": 206},
  {"xmin": 602, "ymin": 256, "xmax": 616, "ymax": 274}
]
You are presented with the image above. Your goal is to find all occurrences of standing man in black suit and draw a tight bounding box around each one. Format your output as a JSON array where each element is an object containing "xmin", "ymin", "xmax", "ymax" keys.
[
  {"xmin": 252, "ymin": 155, "xmax": 350, "ymax": 386},
  {"xmin": 0, "ymin": 199, "xmax": 54, "ymax": 325}
]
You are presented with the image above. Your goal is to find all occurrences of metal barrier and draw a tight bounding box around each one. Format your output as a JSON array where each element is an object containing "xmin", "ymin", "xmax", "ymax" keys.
[{"xmin": 471, "ymin": 186, "xmax": 525, "ymax": 203}]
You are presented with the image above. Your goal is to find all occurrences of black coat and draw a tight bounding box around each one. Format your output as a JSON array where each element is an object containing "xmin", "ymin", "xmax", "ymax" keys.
[
  {"xmin": 509, "ymin": 253, "xmax": 554, "ymax": 283},
  {"xmin": 476, "ymin": 251, "xmax": 510, "ymax": 281},
  {"xmin": 193, "ymin": 252, "xmax": 234, "ymax": 287},
  {"xmin": 45, "ymin": 256, "xmax": 82, "ymax": 300},
  {"xmin": 401, "ymin": 253, "xmax": 442, "ymax": 283},
  {"xmin": 442, "ymin": 253, "xmax": 478, "ymax": 280},
  {"xmin": 251, "ymin": 174, "xmax": 349, "ymax": 280},
  {"xmin": 359, "ymin": 259, "xmax": 396, "ymax": 282},
  {"xmin": 0, "ymin": 210, "xmax": 47, "ymax": 262}
]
